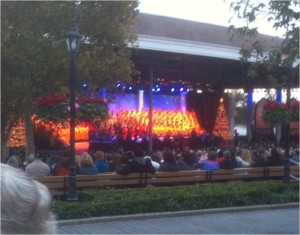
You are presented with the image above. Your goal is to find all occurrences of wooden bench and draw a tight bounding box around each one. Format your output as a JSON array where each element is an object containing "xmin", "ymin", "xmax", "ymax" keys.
[
  {"xmin": 34, "ymin": 166, "xmax": 300, "ymax": 197},
  {"xmin": 146, "ymin": 170, "xmax": 207, "ymax": 186},
  {"xmin": 34, "ymin": 175, "xmax": 67, "ymax": 196}
]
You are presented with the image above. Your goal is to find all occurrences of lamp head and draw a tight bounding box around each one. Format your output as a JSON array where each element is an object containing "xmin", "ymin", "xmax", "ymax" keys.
[{"xmin": 65, "ymin": 22, "xmax": 82, "ymax": 54}]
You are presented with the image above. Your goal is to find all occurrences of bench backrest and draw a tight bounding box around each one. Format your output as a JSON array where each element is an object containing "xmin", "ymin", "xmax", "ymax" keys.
[{"xmin": 34, "ymin": 165, "xmax": 300, "ymax": 196}]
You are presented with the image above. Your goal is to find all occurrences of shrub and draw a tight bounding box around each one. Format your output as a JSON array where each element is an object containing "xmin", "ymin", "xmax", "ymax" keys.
[{"xmin": 51, "ymin": 181, "xmax": 299, "ymax": 220}]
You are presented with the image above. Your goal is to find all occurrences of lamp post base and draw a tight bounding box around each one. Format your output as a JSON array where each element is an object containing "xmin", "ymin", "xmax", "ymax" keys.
[{"xmin": 67, "ymin": 165, "xmax": 78, "ymax": 201}]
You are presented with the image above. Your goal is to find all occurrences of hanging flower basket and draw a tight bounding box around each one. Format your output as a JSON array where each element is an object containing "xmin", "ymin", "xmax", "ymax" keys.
[
  {"xmin": 290, "ymin": 100, "xmax": 299, "ymax": 122},
  {"xmin": 262, "ymin": 101, "xmax": 291, "ymax": 125},
  {"xmin": 78, "ymin": 97, "xmax": 109, "ymax": 122},
  {"xmin": 34, "ymin": 95, "xmax": 69, "ymax": 123}
]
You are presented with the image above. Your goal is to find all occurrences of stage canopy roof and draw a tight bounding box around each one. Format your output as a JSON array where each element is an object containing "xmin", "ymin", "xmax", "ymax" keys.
[{"xmin": 129, "ymin": 13, "xmax": 298, "ymax": 92}]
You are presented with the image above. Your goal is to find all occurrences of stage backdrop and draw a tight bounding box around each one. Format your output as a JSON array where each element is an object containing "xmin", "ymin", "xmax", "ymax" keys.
[
  {"xmin": 109, "ymin": 93, "xmax": 182, "ymax": 113},
  {"xmin": 107, "ymin": 91, "xmax": 230, "ymax": 133}
]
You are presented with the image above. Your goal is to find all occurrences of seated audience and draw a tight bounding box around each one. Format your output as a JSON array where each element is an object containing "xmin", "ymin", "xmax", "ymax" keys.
[
  {"xmin": 117, "ymin": 147, "xmax": 156, "ymax": 174},
  {"xmin": 268, "ymin": 147, "xmax": 283, "ymax": 166},
  {"xmin": 220, "ymin": 149, "xmax": 236, "ymax": 169},
  {"xmin": 240, "ymin": 148, "xmax": 253, "ymax": 166},
  {"xmin": 158, "ymin": 150, "xmax": 180, "ymax": 172},
  {"xmin": 25, "ymin": 154, "xmax": 51, "ymax": 177},
  {"xmin": 178, "ymin": 149, "xmax": 197, "ymax": 170},
  {"xmin": 252, "ymin": 146, "xmax": 269, "ymax": 167},
  {"xmin": 1, "ymin": 163, "xmax": 57, "ymax": 234},
  {"xmin": 94, "ymin": 151, "xmax": 109, "ymax": 173},
  {"xmin": 201, "ymin": 151, "xmax": 220, "ymax": 170},
  {"xmin": 109, "ymin": 152, "xmax": 124, "ymax": 172},
  {"xmin": 235, "ymin": 149, "xmax": 250, "ymax": 168},
  {"xmin": 78, "ymin": 152, "xmax": 98, "ymax": 175},
  {"xmin": 290, "ymin": 148, "xmax": 299, "ymax": 164},
  {"xmin": 6, "ymin": 155, "xmax": 21, "ymax": 169}
]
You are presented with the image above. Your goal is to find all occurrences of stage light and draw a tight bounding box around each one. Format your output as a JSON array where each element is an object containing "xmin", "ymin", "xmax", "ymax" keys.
[
  {"xmin": 197, "ymin": 89, "xmax": 203, "ymax": 93},
  {"xmin": 152, "ymin": 88, "xmax": 155, "ymax": 92},
  {"xmin": 129, "ymin": 86, "xmax": 132, "ymax": 90},
  {"xmin": 83, "ymin": 83, "xmax": 87, "ymax": 87},
  {"xmin": 157, "ymin": 88, "xmax": 161, "ymax": 92},
  {"xmin": 116, "ymin": 83, "xmax": 121, "ymax": 88},
  {"xmin": 180, "ymin": 88, "xmax": 184, "ymax": 92},
  {"xmin": 171, "ymin": 88, "xmax": 175, "ymax": 92}
]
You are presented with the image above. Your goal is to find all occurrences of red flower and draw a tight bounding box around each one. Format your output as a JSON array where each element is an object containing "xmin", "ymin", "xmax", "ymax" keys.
[
  {"xmin": 81, "ymin": 97, "xmax": 107, "ymax": 106},
  {"xmin": 36, "ymin": 95, "xmax": 68, "ymax": 106}
]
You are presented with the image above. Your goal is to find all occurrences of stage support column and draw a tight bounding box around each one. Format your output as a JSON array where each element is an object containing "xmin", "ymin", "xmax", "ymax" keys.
[
  {"xmin": 148, "ymin": 65, "xmax": 154, "ymax": 152},
  {"xmin": 101, "ymin": 88, "xmax": 107, "ymax": 102},
  {"xmin": 227, "ymin": 93, "xmax": 236, "ymax": 142},
  {"xmin": 138, "ymin": 90, "xmax": 144, "ymax": 111},
  {"xmin": 180, "ymin": 92, "xmax": 187, "ymax": 113},
  {"xmin": 246, "ymin": 89, "xmax": 253, "ymax": 142},
  {"xmin": 276, "ymin": 88, "xmax": 282, "ymax": 102}
]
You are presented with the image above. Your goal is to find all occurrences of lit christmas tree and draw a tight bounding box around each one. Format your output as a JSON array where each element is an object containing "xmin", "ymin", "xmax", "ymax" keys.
[
  {"xmin": 213, "ymin": 98, "xmax": 232, "ymax": 141},
  {"xmin": 7, "ymin": 120, "xmax": 27, "ymax": 147}
]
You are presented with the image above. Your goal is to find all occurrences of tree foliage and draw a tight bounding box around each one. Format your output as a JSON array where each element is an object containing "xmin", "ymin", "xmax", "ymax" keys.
[
  {"xmin": 229, "ymin": 0, "xmax": 299, "ymax": 87},
  {"xmin": 1, "ymin": 1, "xmax": 139, "ymax": 155}
]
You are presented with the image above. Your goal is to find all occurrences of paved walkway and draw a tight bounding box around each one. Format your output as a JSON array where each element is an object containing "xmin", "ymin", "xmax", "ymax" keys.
[{"xmin": 57, "ymin": 203, "xmax": 299, "ymax": 234}]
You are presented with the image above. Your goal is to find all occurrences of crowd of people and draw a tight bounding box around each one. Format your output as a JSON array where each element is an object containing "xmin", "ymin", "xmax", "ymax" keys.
[{"xmin": 5, "ymin": 142, "xmax": 299, "ymax": 178}]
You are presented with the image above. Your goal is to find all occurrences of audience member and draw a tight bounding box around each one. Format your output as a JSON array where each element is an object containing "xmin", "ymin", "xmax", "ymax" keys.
[
  {"xmin": 240, "ymin": 148, "xmax": 253, "ymax": 166},
  {"xmin": 178, "ymin": 149, "xmax": 197, "ymax": 170},
  {"xmin": 220, "ymin": 149, "xmax": 236, "ymax": 169},
  {"xmin": 158, "ymin": 150, "xmax": 180, "ymax": 172},
  {"xmin": 6, "ymin": 155, "xmax": 21, "ymax": 169},
  {"xmin": 109, "ymin": 152, "xmax": 123, "ymax": 172},
  {"xmin": 201, "ymin": 151, "xmax": 220, "ymax": 170},
  {"xmin": 78, "ymin": 152, "xmax": 98, "ymax": 175},
  {"xmin": 252, "ymin": 146, "xmax": 269, "ymax": 167},
  {"xmin": 268, "ymin": 147, "xmax": 283, "ymax": 166},
  {"xmin": 1, "ymin": 163, "xmax": 57, "ymax": 234},
  {"xmin": 94, "ymin": 151, "xmax": 109, "ymax": 173},
  {"xmin": 235, "ymin": 149, "xmax": 250, "ymax": 168},
  {"xmin": 25, "ymin": 154, "xmax": 51, "ymax": 177},
  {"xmin": 290, "ymin": 148, "xmax": 299, "ymax": 163}
]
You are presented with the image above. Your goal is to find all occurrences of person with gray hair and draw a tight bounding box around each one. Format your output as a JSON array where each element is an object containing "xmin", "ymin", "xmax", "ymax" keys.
[
  {"xmin": 25, "ymin": 153, "xmax": 51, "ymax": 177},
  {"xmin": 1, "ymin": 163, "xmax": 57, "ymax": 234}
]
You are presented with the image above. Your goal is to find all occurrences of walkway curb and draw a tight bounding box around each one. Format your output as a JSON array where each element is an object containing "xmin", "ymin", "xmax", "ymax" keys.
[{"xmin": 57, "ymin": 202, "xmax": 299, "ymax": 227}]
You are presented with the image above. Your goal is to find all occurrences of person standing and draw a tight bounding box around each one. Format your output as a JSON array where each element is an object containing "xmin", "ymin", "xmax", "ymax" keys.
[{"xmin": 233, "ymin": 129, "xmax": 239, "ymax": 146}]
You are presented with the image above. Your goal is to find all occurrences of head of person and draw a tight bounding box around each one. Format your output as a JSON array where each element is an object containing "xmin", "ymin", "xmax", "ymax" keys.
[
  {"xmin": 27, "ymin": 154, "xmax": 35, "ymax": 165},
  {"xmin": 163, "ymin": 151, "xmax": 177, "ymax": 164},
  {"xmin": 208, "ymin": 151, "xmax": 218, "ymax": 161},
  {"xmin": 1, "ymin": 163, "xmax": 56, "ymax": 234},
  {"xmin": 80, "ymin": 152, "xmax": 94, "ymax": 167},
  {"xmin": 7, "ymin": 156, "xmax": 20, "ymax": 168},
  {"xmin": 94, "ymin": 151, "xmax": 106, "ymax": 161},
  {"xmin": 223, "ymin": 150, "xmax": 231, "ymax": 160}
]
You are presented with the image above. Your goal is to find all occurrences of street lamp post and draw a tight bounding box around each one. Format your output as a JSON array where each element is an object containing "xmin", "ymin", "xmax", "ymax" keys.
[{"xmin": 65, "ymin": 22, "xmax": 81, "ymax": 201}]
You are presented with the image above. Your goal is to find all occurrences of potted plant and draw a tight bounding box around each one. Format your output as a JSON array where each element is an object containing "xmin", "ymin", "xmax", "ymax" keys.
[
  {"xmin": 34, "ymin": 94, "xmax": 69, "ymax": 123},
  {"xmin": 78, "ymin": 97, "xmax": 109, "ymax": 122},
  {"xmin": 262, "ymin": 101, "xmax": 291, "ymax": 125}
]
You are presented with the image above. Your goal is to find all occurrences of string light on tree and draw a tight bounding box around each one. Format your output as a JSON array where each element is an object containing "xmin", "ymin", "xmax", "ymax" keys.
[{"xmin": 213, "ymin": 98, "xmax": 232, "ymax": 141}]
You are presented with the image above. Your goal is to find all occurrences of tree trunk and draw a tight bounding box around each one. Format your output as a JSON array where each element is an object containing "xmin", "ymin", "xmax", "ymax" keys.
[
  {"xmin": 1, "ymin": 136, "xmax": 9, "ymax": 163},
  {"xmin": 24, "ymin": 103, "xmax": 35, "ymax": 156}
]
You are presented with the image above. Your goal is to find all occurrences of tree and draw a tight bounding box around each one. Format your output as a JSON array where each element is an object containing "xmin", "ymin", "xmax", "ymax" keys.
[
  {"xmin": 229, "ymin": 0, "xmax": 299, "ymax": 86},
  {"xmin": 1, "ymin": 1, "xmax": 139, "ymax": 160},
  {"xmin": 229, "ymin": 0, "xmax": 299, "ymax": 182}
]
